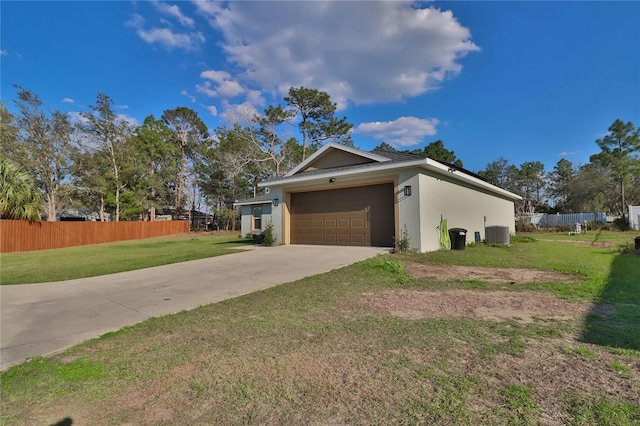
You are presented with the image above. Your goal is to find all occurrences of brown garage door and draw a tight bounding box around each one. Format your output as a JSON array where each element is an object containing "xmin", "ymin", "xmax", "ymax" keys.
[{"xmin": 290, "ymin": 183, "xmax": 394, "ymax": 247}]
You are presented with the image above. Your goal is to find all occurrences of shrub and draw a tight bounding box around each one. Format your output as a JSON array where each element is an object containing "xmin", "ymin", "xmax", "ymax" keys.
[
  {"xmin": 262, "ymin": 222, "xmax": 275, "ymax": 246},
  {"xmin": 393, "ymin": 225, "xmax": 411, "ymax": 253},
  {"xmin": 515, "ymin": 221, "xmax": 537, "ymax": 232}
]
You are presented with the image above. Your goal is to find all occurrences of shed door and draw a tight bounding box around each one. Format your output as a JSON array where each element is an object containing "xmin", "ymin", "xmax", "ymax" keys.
[{"xmin": 290, "ymin": 183, "xmax": 394, "ymax": 247}]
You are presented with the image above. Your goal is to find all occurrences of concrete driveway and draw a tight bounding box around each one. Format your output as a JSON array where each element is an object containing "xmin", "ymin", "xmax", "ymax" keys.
[{"xmin": 1, "ymin": 245, "xmax": 385, "ymax": 370}]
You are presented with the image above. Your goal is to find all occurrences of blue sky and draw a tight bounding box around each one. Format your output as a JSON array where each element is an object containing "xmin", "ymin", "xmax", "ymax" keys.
[{"xmin": 2, "ymin": 1, "xmax": 639, "ymax": 173}]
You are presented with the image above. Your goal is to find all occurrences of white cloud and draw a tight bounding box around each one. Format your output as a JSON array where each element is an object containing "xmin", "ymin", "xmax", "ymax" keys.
[
  {"xmin": 197, "ymin": 2, "xmax": 479, "ymax": 106},
  {"xmin": 116, "ymin": 114, "xmax": 139, "ymax": 128},
  {"xmin": 125, "ymin": 13, "xmax": 146, "ymax": 29},
  {"xmin": 0, "ymin": 50, "xmax": 7, "ymax": 56},
  {"xmin": 152, "ymin": 1, "xmax": 194, "ymax": 28},
  {"xmin": 196, "ymin": 81, "xmax": 218, "ymax": 97},
  {"xmin": 200, "ymin": 70, "xmax": 231, "ymax": 83},
  {"xmin": 128, "ymin": 11, "xmax": 203, "ymax": 51},
  {"xmin": 136, "ymin": 27, "xmax": 204, "ymax": 50},
  {"xmin": 62, "ymin": 97, "xmax": 75, "ymax": 104},
  {"xmin": 199, "ymin": 70, "xmax": 245, "ymax": 98},
  {"xmin": 67, "ymin": 111, "xmax": 89, "ymax": 126},
  {"xmin": 216, "ymin": 80, "xmax": 245, "ymax": 98},
  {"xmin": 68, "ymin": 111, "xmax": 138, "ymax": 129},
  {"xmin": 355, "ymin": 116, "xmax": 440, "ymax": 148},
  {"xmin": 559, "ymin": 151, "xmax": 577, "ymax": 157},
  {"xmin": 205, "ymin": 105, "xmax": 218, "ymax": 117},
  {"xmin": 245, "ymin": 90, "xmax": 265, "ymax": 107},
  {"xmin": 115, "ymin": 104, "xmax": 129, "ymax": 110},
  {"xmin": 220, "ymin": 102, "xmax": 260, "ymax": 125},
  {"xmin": 181, "ymin": 89, "xmax": 196, "ymax": 103}
]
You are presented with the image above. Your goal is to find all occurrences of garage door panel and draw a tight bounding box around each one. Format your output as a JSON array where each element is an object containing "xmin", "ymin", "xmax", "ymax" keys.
[
  {"xmin": 290, "ymin": 183, "xmax": 394, "ymax": 247},
  {"xmin": 351, "ymin": 218, "xmax": 365, "ymax": 228},
  {"xmin": 294, "ymin": 233, "xmax": 309, "ymax": 243},
  {"xmin": 351, "ymin": 234, "xmax": 366, "ymax": 244}
]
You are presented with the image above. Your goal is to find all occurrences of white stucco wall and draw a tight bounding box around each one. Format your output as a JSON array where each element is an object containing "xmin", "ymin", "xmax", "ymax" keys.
[
  {"xmin": 240, "ymin": 206, "xmax": 252, "ymax": 236},
  {"xmin": 240, "ymin": 203, "xmax": 273, "ymax": 237},
  {"xmin": 416, "ymin": 172, "xmax": 516, "ymax": 252},
  {"xmin": 268, "ymin": 187, "xmax": 284, "ymax": 244},
  {"xmin": 397, "ymin": 171, "xmax": 422, "ymax": 252}
]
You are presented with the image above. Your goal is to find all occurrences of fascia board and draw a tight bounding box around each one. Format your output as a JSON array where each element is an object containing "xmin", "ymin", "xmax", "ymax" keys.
[
  {"xmin": 262, "ymin": 159, "xmax": 426, "ymax": 186},
  {"xmin": 421, "ymin": 158, "xmax": 523, "ymax": 201},
  {"xmin": 262, "ymin": 157, "xmax": 522, "ymax": 201},
  {"xmin": 284, "ymin": 142, "xmax": 391, "ymax": 177},
  {"xmin": 233, "ymin": 200, "xmax": 272, "ymax": 208}
]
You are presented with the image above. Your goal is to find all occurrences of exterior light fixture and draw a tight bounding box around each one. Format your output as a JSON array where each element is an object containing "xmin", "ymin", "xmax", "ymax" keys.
[
  {"xmin": 272, "ymin": 198, "xmax": 279, "ymax": 207},
  {"xmin": 403, "ymin": 186, "xmax": 412, "ymax": 196},
  {"xmin": 329, "ymin": 178, "xmax": 336, "ymax": 183}
]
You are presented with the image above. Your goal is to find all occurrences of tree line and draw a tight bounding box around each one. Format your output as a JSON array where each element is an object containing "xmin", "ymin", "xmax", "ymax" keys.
[
  {"xmin": 1, "ymin": 84, "xmax": 638, "ymax": 225},
  {"xmin": 1, "ymin": 85, "xmax": 352, "ymax": 226}
]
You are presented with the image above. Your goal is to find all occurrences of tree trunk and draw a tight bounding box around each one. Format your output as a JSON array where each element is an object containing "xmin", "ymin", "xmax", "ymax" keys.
[
  {"xmin": 621, "ymin": 177, "xmax": 626, "ymax": 223},
  {"xmin": 175, "ymin": 142, "xmax": 186, "ymax": 218},
  {"xmin": 115, "ymin": 188, "xmax": 120, "ymax": 222},
  {"xmin": 99, "ymin": 195, "xmax": 105, "ymax": 221},
  {"xmin": 150, "ymin": 162, "xmax": 156, "ymax": 221},
  {"xmin": 45, "ymin": 193, "xmax": 56, "ymax": 221}
]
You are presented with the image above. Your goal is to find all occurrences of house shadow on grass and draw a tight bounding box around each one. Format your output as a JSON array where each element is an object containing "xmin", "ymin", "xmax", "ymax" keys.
[
  {"xmin": 580, "ymin": 249, "xmax": 640, "ymax": 351},
  {"xmin": 50, "ymin": 418, "xmax": 73, "ymax": 426}
]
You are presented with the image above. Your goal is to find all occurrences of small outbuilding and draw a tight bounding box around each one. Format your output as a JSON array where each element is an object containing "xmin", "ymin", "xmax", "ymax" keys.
[
  {"xmin": 234, "ymin": 193, "xmax": 273, "ymax": 237},
  {"xmin": 236, "ymin": 143, "xmax": 521, "ymax": 252},
  {"xmin": 629, "ymin": 205, "xmax": 640, "ymax": 231}
]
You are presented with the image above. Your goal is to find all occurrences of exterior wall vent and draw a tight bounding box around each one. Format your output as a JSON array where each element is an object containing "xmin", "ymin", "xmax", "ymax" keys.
[{"xmin": 485, "ymin": 226, "xmax": 510, "ymax": 244}]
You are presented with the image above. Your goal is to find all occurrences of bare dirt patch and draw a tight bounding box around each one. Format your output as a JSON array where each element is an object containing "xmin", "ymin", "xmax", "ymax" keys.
[
  {"xmin": 360, "ymin": 289, "xmax": 613, "ymax": 323},
  {"xmin": 404, "ymin": 262, "xmax": 581, "ymax": 283},
  {"xmin": 543, "ymin": 239, "xmax": 614, "ymax": 248},
  {"xmin": 361, "ymin": 262, "xmax": 608, "ymax": 323}
]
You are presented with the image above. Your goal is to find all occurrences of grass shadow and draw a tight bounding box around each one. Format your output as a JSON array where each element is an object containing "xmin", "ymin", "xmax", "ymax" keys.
[
  {"xmin": 580, "ymin": 247, "xmax": 640, "ymax": 351},
  {"xmin": 211, "ymin": 238, "xmax": 257, "ymax": 246}
]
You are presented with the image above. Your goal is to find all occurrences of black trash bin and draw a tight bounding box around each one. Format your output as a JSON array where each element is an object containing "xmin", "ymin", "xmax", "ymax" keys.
[
  {"xmin": 635, "ymin": 236, "xmax": 640, "ymax": 250},
  {"xmin": 449, "ymin": 228, "xmax": 467, "ymax": 250}
]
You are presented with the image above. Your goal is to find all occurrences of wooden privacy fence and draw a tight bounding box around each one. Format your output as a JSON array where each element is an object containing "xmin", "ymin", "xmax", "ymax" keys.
[{"xmin": 1, "ymin": 220, "xmax": 190, "ymax": 253}]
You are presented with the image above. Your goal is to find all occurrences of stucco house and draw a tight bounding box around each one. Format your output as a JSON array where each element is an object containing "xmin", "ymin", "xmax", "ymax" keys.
[{"xmin": 235, "ymin": 143, "xmax": 521, "ymax": 252}]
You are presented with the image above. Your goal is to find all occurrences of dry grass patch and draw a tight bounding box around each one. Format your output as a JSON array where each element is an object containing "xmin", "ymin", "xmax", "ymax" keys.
[
  {"xmin": 359, "ymin": 289, "xmax": 615, "ymax": 323},
  {"xmin": 404, "ymin": 261, "xmax": 582, "ymax": 283},
  {"xmin": 478, "ymin": 336, "xmax": 640, "ymax": 425}
]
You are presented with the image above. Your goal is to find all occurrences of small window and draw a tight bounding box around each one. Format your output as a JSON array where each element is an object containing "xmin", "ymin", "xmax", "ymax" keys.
[{"xmin": 252, "ymin": 206, "xmax": 262, "ymax": 231}]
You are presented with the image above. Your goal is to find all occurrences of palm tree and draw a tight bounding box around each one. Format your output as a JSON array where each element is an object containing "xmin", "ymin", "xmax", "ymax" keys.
[{"xmin": 0, "ymin": 155, "xmax": 42, "ymax": 221}]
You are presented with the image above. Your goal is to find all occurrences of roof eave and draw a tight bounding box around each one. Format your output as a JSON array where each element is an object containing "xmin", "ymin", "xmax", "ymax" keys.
[
  {"xmin": 233, "ymin": 198, "xmax": 273, "ymax": 207},
  {"xmin": 421, "ymin": 159, "xmax": 523, "ymax": 201},
  {"xmin": 260, "ymin": 158, "xmax": 522, "ymax": 201}
]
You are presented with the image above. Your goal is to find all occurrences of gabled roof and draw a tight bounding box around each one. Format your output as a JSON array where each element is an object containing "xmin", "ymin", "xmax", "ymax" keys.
[
  {"xmin": 233, "ymin": 192, "xmax": 272, "ymax": 207},
  {"xmin": 370, "ymin": 149, "xmax": 424, "ymax": 162},
  {"xmin": 259, "ymin": 143, "xmax": 522, "ymax": 202},
  {"xmin": 285, "ymin": 142, "xmax": 391, "ymax": 177}
]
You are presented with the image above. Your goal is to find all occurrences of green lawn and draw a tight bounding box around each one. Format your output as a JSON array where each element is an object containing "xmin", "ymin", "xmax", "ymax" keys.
[
  {"xmin": 1, "ymin": 231, "xmax": 639, "ymax": 425},
  {"xmin": 0, "ymin": 232, "xmax": 253, "ymax": 285}
]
